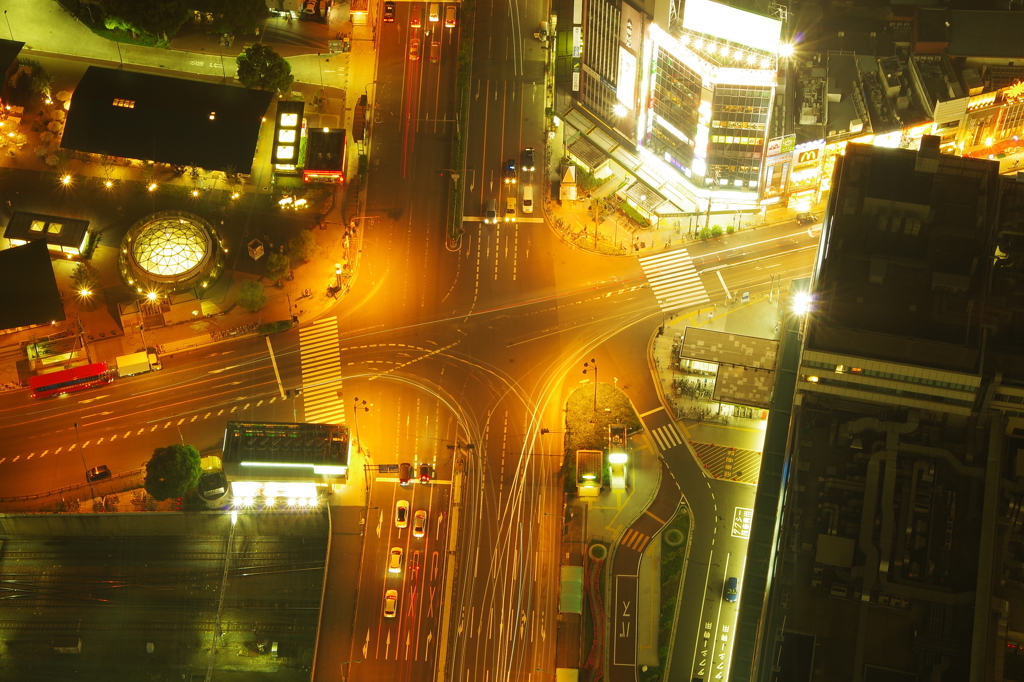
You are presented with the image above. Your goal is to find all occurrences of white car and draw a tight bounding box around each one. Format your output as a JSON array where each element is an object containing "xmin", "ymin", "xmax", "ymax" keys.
[
  {"xmin": 395, "ymin": 500, "xmax": 410, "ymax": 528},
  {"xmin": 384, "ymin": 589, "xmax": 398, "ymax": 617},
  {"xmin": 412, "ymin": 510, "xmax": 427, "ymax": 538},
  {"xmin": 388, "ymin": 547, "xmax": 404, "ymax": 573}
]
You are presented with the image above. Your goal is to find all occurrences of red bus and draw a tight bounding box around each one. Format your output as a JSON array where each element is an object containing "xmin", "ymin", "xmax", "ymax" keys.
[{"xmin": 29, "ymin": 362, "xmax": 113, "ymax": 399}]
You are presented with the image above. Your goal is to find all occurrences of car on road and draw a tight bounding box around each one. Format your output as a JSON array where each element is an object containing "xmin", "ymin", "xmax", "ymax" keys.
[
  {"xmin": 383, "ymin": 1, "xmax": 396, "ymax": 22},
  {"xmin": 521, "ymin": 147, "xmax": 535, "ymax": 172},
  {"xmin": 795, "ymin": 213, "xmax": 817, "ymax": 226},
  {"xmin": 505, "ymin": 197, "xmax": 517, "ymax": 222},
  {"xmin": 419, "ymin": 463, "xmax": 433, "ymax": 484},
  {"xmin": 410, "ymin": 4, "xmax": 423, "ymax": 27},
  {"xmin": 483, "ymin": 198, "xmax": 498, "ymax": 224},
  {"xmin": 408, "ymin": 38, "xmax": 421, "ymax": 60},
  {"xmin": 503, "ymin": 158, "xmax": 517, "ymax": 184},
  {"xmin": 428, "ymin": 2, "xmax": 440, "ymax": 21},
  {"xmin": 302, "ymin": 0, "xmax": 316, "ymax": 16},
  {"xmin": 399, "ymin": 461, "xmax": 413, "ymax": 486},
  {"xmin": 412, "ymin": 510, "xmax": 427, "ymax": 537},
  {"xmin": 86, "ymin": 465, "xmax": 111, "ymax": 482},
  {"xmin": 395, "ymin": 500, "xmax": 410, "ymax": 527},
  {"xmin": 444, "ymin": 4, "xmax": 457, "ymax": 27},
  {"xmin": 429, "ymin": 41, "xmax": 440, "ymax": 63},
  {"xmin": 724, "ymin": 576, "xmax": 739, "ymax": 603},
  {"xmin": 388, "ymin": 547, "xmax": 404, "ymax": 573},
  {"xmin": 522, "ymin": 185, "xmax": 534, "ymax": 213},
  {"xmin": 384, "ymin": 589, "xmax": 398, "ymax": 617}
]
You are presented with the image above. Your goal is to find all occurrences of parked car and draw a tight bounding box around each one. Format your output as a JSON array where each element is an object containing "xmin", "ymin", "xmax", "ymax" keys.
[
  {"xmin": 383, "ymin": 1, "xmax": 396, "ymax": 22},
  {"xmin": 724, "ymin": 576, "xmax": 739, "ymax": 603},
  {"xmin": 795, "ymin": 213, "xmax": 817, "ymax": 226},
  {"xmin": 384, "ymin": 589, "xmax": 398, "ymax": 617},
  {"xmin": 521, "ymin": 147, "xmax": 535, "ymax": 172},
  {"xmin": 413, "ymin": 510, "xmax": 428, "ymax": 538},
  {"xmin": 503, "ymin": 158, "xmax": 517, "ymax": 184},
  {"xmin": 395, "ymin": 500, "xmax": 410, "ymax": 527},
  {"xmin": 86, "ymin": 465, "xmax": 111, "ymax": 482}
]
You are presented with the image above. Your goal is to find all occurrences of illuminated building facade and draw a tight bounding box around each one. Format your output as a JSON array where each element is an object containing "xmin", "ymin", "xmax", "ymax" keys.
[
  {"xmin": 118, "ymin": 211, "xmax": 226, "ymax": 295},
  {"xmin": 637, "ymin": 0, "xmax": 781, "ymax": 209}
]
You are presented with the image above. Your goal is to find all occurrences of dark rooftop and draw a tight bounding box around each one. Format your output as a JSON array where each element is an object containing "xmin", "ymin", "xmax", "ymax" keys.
[
  {"xmin": 810, "ymin": 143, "xmax": 1000, "ymax": 373},
  {"xmin": 0, "ymin": 39, "xmax": 24, "ymax": 77},
  {"xmin": 305, "ymin": 129, "xmax": 345, "ymax": 172},
  {"xmin": 0, "ymin": 240, "xmax": 65, "ymax": 331},
  {"xmin": 61, "ymin": 66, "xmax": 273, "ymax": 174},
  {"xmin": 947, "ymin": 9, "xmax": 1024, "ymax": 59},
  {"xmin": 5, "ymin": 211, "xmax": 89, "ymax": 249}
]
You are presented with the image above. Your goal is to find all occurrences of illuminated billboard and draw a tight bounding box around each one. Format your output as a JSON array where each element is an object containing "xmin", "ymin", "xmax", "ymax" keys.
[
  {"xmin": 617, "ymin": 48, "xmax": 637, "ymax": 106},
  {"xmin": 682, "ymin": 0, "xmax": 782, "ymax": 54}
]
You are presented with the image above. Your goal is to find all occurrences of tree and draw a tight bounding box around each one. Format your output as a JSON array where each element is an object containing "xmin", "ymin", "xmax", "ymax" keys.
[
  {"xmin": 207, "ymin": 0, "xmax": 268, "ymax": 37},
  {"xmin": 237, "ymin": 279, "xmax": 268, "ymax": 312},
  {"xmin": 236, "ymin": 44, "xmax": 294, "ymax": 93},
  {"xmin": 143, "ymin": 444, "xmax": 202, "ymax": 500},
  {"xmin": 70, "ymin": 263, "xmax": 99, "ymax": 294},
  {"xmin": 264, "ymin": 252, "xmax": 291, "ymax": 284},
  {"xmin": 100, "ymin": 0, "xmax": 191, "ymax": 42},
  {"xmin": 289, "ymin": 229, "xmax": 319, "ymax": 263}
]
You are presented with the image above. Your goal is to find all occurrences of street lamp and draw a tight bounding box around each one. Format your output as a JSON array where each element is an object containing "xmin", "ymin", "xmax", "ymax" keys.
[
  {"xmin": 438, "ymin": 168, "xmax": 460, "ymax": 182},
  {"xmin": 583, "ymin": 358, "xmax": 598, "ymax": 413}
]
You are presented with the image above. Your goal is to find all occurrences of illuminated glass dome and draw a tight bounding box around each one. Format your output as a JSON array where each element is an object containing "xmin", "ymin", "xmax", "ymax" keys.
[{"xmin": 119, "ymin": 211, "xmax": 226, "ymax": 295}]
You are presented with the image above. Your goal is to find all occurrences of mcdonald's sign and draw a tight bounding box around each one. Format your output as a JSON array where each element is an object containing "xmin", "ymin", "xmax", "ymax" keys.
[{"xmin": 795, "ymin": 148, "xmax": 820, "ymax": 165}]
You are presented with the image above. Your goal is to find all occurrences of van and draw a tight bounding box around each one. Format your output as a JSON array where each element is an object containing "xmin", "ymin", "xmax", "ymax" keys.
[
  {"xmin": 522, "ymin": 185, "xmax": 534, "ymax": 213},
  {"xmin": 428, "ymin": 3, "xmax": 440, "ymax": 22}
]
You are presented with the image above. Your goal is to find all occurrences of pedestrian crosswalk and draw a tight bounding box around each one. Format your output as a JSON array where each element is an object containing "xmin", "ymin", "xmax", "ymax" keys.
[
  {"xmin": 649, "ymin": 423, "xmax": 684, "ymax": 451},
  {"xmin": 299, "ymin": 317, "xmax": 345, "ymax": 425},
  {"xmin": 638, "ymin": 248, "xmax": 711, "ymax": 313},
  {"xmin": 620, "ymin": 528, "xmax": 651, "ymax": 553}
]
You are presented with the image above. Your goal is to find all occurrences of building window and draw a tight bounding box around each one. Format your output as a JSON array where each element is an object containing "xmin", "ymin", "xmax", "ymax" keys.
[
  {"xmin": 112, "ymin": 98, "xmax": 136, "ymax": 109},
  {"xmin": 29, "ymin": 220, "xmax": 45, "ymax": 232}
]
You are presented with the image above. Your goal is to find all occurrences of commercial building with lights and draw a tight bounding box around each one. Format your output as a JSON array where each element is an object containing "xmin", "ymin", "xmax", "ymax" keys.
[
  {"xmin": 222, "ymin": 421, "xmax": 350, "ymax": 508},
  {"xmin": 556, "ymin": 0, "xmax": 782, "ymax": 219},
  {"xmin": 735, "ymin": 140, "xmax": 1024, "ymax": 680}
]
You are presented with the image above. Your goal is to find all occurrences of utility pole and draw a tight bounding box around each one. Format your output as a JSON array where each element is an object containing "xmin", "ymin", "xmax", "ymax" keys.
[{"xmin": 583, "ymin": 358, "xmax": 598, "ymax": 414}]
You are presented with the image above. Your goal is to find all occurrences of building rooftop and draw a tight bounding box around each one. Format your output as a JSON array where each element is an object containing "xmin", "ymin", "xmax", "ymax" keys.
[
  {"xmin": 810, "ymin": 142, "xmax": 1000, "ymax": 373},
  {"xmin": 4, "ymin": 211, "xmax": 89, "ymax": 249},
  {"xmin": 305, "ymin": 128, "xmax": 345, "ymax": 172},
  {"xmin": 61, "ymin": 66, "xmax": 273, "ymax": 174},
  {"xmin": 0, "ymin": 240, "xmax": 65, "ymax": 331},
  {"xmin": 947, "ymin": 9, "xmax": 1024, "ymax": 59},
  {"xmin": 0, "ymin": 39, "xmax": 24, "ymax": 77}
]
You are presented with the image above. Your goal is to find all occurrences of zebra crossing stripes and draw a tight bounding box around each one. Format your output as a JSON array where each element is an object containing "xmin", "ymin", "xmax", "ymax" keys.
[
  {"xmin": 650, "ymin": 423, "xmax": 684, "ymax": 451},
  {"xmin": 299, "ymin": 317, "xmax": 345, "ymax": 425},
  {"xmin": 620, "ymin": 528, "xmax": 651, "ymax": 553},
  {"xmin": 638, "ymin": 248, "xmax": 711, "ymax": 313}
]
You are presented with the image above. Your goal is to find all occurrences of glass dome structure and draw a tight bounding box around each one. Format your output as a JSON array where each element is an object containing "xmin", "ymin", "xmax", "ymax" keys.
[{"xmin": 119, "ymin": 211, "xmax": 226, "ymax": 295}]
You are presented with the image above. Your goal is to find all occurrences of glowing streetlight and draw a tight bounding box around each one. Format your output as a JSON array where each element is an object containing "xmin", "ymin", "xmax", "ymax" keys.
[
  {"xmin": 613, "ymin": 102, "xmax": 628, "ymax": 118},
  {"xmin": 146, "ymin": 291, "xmax": 158, "ymax": 301},
  {"xmin": 778, "ymin": 42, "xmax": 794, "ymax": 58},
  {"xmin": 60, "ymin": 174, "xmax": 72, "ymax": 185},
  {"xmin": 190, "ymin": 188, "xmax": 200, "ymax": 197},
  {"xmin": 79, "ymin": 288, "xmax": 91, "ymax": 297},
  {"xmin": 791, "ymin": 291, "xmax": 813, "ymax": 315},
  {"xmin": 147, "ymin": 182, "xmax": 158, "ymax": 192},
  {"xmin": 103, "ymin": 180, "xmax": 113, "ymax": 189}
]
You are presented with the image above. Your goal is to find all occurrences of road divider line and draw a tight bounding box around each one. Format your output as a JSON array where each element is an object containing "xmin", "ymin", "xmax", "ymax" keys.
[{"xmin": 265, "ymin": 337, "xmax": 286, "ymax": 399}]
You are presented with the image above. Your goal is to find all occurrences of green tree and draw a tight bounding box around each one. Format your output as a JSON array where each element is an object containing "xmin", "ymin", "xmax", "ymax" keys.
[
  {"xmin": 711, "ymin": 225, "xmax": 723, "ymax": 238},
  {"xmin": 143, "ymin": 444, "xmax": 202, "ymax": 500},
  {"xmin": 289, "ymin": 229, "xmax": 319, "ymax": 263},
  {"xmin": 236, "ymin": 44, "xmax": 294, "ymax": 93},
  {"xmin": 238, "ymin": 279, "xmax": 268, "ymax": 312},
  {"xmin": 264, "ymin": 252, "xmax": 291, "ymax": 284},
  {"xmin": 70, "ymin": 263, "xmax": 99, "ymax": 294},
  {"xmin": 207, "ymin": 0, "xmax": 268, "ymax": 36},
  {"xmin": 100, "ymin": 0, "xmax": 190, "ymax": 41}
]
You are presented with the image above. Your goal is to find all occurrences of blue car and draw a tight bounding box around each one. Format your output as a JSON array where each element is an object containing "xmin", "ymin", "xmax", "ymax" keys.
[{"xmin": 724, "ymin": 576, "xmax": 739, "ymax": 603}]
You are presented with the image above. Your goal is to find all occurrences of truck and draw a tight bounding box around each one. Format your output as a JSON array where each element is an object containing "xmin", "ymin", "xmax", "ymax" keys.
[{"xmin": 115, "ymin": 352, "xmax": 161, "ymax": 378}]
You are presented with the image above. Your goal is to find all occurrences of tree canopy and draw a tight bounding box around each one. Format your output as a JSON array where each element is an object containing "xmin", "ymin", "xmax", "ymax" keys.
[
  {"xmin": 143, "ymin": 444, "xmax": 202, "ymax": 500},
  {"xmin": 192, "ymin": 0, "xmax": 268, "ymax": 36},
  {"xmin": 289, "ymin": 230, "xmax": 319, "ymax": 262},
  {"xmin": 264, "ymin": 252, "xmax": 291, "ymax": 284},
  {"xmin": 100, "ymin": 0, "xmax": 191, "ymax": 41},
  {"xmin": 236, "ymin": 44, "xmax": 294, "ymax": 93},
  {"xmin": 238, "ymin": 279, "xmax": 268, "ymax": 312}
]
